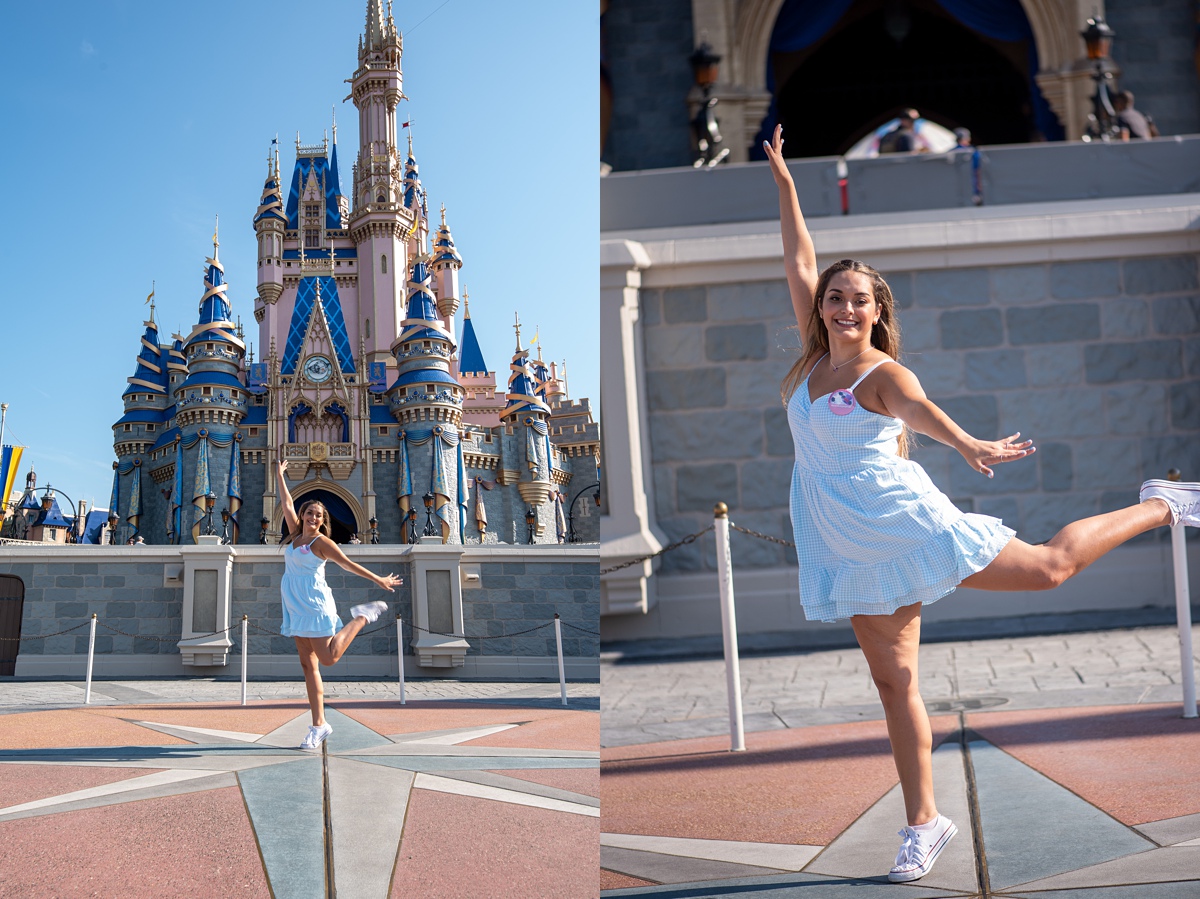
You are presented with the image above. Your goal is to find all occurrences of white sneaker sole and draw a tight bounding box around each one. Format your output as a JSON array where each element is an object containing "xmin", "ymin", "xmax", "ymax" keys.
[
  {"xmin": 888, "ymin": 821, "xmax": 958, "ymax": 883},
  {"xmin": 350, "ymin": 602, "xmax": 386, "ymax": 624},
  {"xmin": 300, "ymin": 726, "xmax": 332, "ymax": 751},
  {"xmin": 1140, "ymin": 480, "xmax": 1200, "ymax": 527}
]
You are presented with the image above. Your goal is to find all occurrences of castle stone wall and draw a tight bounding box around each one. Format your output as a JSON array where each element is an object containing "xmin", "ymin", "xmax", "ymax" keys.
[{"xmin": 1, "ymin": 544, "xmax": 598, "ymax": 678}]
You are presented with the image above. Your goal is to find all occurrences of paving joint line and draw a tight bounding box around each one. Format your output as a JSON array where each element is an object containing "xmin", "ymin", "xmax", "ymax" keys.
[
  {"xmin": 322, "ymin": 739, "xmax": 336, "ymax": 898},
  {"xmin": 958, "ymin": 715, "xmax": 990, "ymax": 899}
]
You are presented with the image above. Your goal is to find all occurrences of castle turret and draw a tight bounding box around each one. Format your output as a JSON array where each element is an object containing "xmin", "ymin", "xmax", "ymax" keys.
[
  {"xmin": 431, "ymin": 205, "xmax": 463, "ymax": 351},
  {"xmin": 111, "ymin": 298, "xmax": 172, "ymax": 542},
  {"xmin": 176, "ymin": 227, "xmax": 248, "ymax": 541},
  {"xmin": 501, "ymin": 318, "xmax": 555, "ymax": 514},
  {"xmin": 387, "ymin": 257, "xmax": 465, "ymax": 542},
  {"xmin": 349, "ymin": 0, "xmax": 407, "ymax": 367},
  {"xmin": 254, "ymin": 142, "xmax": 286, "ymax": 330}
]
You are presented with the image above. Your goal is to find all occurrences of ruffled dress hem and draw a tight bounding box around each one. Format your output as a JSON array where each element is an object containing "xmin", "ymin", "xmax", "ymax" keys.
[{"xmin": 800, "ymin": 516, "xmax": 1015, "ymax": 623}]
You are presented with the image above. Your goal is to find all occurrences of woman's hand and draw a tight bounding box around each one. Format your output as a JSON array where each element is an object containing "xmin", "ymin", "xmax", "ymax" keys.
[
  {"xmin": 762, "ymin": 124, "xmax": 792, "ymax": 188},
  {"xmin": 960, "ymin": 432, "xmax": 1036, "ymax": 479},
  {"xmin": 277, "ymin": 459, "xmax": 288, "ymax": 476},
  {"xmin": 376, "ymin": 573, "xmax": 403, "ymax": 592}
]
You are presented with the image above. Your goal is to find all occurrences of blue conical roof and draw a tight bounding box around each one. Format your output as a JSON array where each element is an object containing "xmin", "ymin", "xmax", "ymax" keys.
[
  {"xmin": 123, "ymin": 317, "xmax": 169, "ymax": 397},
  {"xmin": 459, "ymin": 310, "xmax": 487, "ymax": 375}
]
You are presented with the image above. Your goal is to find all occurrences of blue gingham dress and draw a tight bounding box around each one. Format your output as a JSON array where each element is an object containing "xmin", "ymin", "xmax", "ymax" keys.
[
  {"xmin": 280, "ymin": 538, "xmax": 344, "ymax": 638},
  {"xmin": 788, "ymin": 357, "xmax": 1014, "ymax": 622}
]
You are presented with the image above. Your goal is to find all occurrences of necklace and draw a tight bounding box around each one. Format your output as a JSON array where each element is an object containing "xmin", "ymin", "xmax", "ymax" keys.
[{"xmin": 830, "ymin": 348, "xmax": 870, "ymax": 371}]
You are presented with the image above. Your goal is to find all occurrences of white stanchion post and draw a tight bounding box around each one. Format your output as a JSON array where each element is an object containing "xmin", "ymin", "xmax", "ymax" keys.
[
  {"xmin": 1167, "ymin": 469, "xmax": 1197, "ymax": 719},
  {"xmin": 1171, "ymin": 525, "xmax": 1197, "ymax": 718},
  {"xmin": 714, "ymin": 503, "xmax": 746, "ymax": 752},
  {"xmin": 241, "ymin": 615, "xmax": 249, "ymax": 707},
  {"xmin": 397, "ymin": 615, "xmax": 406, "ymax": 705},
  {"xmin": 84, "ymin": 613, "xmax": 97, "ymax": 705},
  {"xmin": 554, "ymin": 614, "xmax": 568, "ymax": 707}
]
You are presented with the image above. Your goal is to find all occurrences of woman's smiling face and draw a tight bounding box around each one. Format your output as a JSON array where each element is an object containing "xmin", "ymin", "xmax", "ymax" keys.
[
  {"xmin": 821, "ymin": 270, "xmax": 879, "ymax": 342},
  {"xmin": 302, "ymin": 504, "xmax": 325, "ymax": 532}
]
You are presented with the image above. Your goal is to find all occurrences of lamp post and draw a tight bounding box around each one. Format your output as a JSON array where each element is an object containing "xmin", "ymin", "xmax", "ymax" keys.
[
  {"xmin": 259, "ymin": 516, "xmax": 269, "ymax": 545},
  {"xmin": 525, "ymin": 506, "xmax": 537, "ymax": 545},
  {"xmin": 566, "ymin": 482, "xmax": 602, "ymax": 543},
  {"xmin": 422, "ymin": 491, "xmax": 437, "ymax": 538},
  {"xmin": 220, "ymin": 508, "xmax": 231, "ymax": 544},
  {"xmin": 203, "ymin": 492, "xmax": 217, "ymax": 536},
  {"xmin": 689, "ymin": 40, "xmax": 728, "ymax": 168},
  {"xmin": 407, "ymin": 506, "xmax": 418, "ymax": 544},
  {"xmin": 1081, "ymin": 16, "xmax": 1119, "ymax": 141},
  {"xmin": 40, "ymin": 484, "xmax": 81, "ymax": 545},
  {"xmin": 369, "ymin": 516, "xmax": 380, "ymax": 544},
  {"xmin": 108, "ymin": 513, "xmax": 119, "ymax": 545}
]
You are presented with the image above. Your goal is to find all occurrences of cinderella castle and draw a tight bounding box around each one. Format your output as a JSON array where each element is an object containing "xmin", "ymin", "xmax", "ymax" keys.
[{"xmin": 110, "ymin": 1, "xmax": 598, "ymax": 547}]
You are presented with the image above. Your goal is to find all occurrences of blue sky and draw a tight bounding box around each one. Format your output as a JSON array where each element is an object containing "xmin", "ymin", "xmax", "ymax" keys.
[{"xmin": 0, "ymin": 1, "xmax": 598, "ymax": 513}]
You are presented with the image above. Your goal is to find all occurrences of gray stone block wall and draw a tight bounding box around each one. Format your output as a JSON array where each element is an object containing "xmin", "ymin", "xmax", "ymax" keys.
[
  {"xmin": 602, "ymin": 0, "xmax": 696, "ymax": 172},
  {"xmin": 4, "ymin": 550, "xmax": 597, "ymax": 667},
  {"xmin": 0, "ymin": 560, "xmax": 182, "ymax": 657},
  {"xmin": 1107, "ymin": 0, "xmax": 1200, "ymax": 138},
  {"xmin": 642, "ymin": 253, "xmax": 1200, "ymax": 574},
  {"xmin": 464, "ymin": 561, "xmax": 599, "ymax": 659}
]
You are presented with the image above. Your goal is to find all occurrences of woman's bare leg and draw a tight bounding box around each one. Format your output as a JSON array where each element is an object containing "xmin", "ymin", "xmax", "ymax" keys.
[
  {"xmin": 852, "ymin": 604, "xmax": 938, "ymax": 826},
  {"xmin": 306, "ymin": 616, "xmax": 369, "ymax": 668},
  {"xmin": 294, "ymin": 638, "xmax": 326, "ymax": 726},
  {"xmin": 962, "ymin": 498, "xmax": 1171, "ymax": 592}
]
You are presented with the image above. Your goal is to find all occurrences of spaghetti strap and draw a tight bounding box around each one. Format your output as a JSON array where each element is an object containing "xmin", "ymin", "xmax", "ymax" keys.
[
  {"xmin": 850, "ymin": 358, "xmax": 894, "ymax": 391},
  {"xmin": 804, "ymin": 354, "xmax": 829, "ymax": 386}
]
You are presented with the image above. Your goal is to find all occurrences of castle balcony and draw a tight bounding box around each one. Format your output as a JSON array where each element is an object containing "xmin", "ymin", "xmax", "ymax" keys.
[{"xmin": 281, "ymin": 441, "xmax": 357, "ymax": 480}]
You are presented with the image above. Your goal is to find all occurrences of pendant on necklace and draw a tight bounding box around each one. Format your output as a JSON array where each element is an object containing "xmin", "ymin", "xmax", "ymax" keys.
[{"xmin": 829, "ymin": 389, "xmax": 856, "ymax": 416}]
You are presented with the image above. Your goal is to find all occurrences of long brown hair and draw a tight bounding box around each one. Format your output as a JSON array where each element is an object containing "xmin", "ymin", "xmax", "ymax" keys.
[
  {"xmin": 780, "ymin": 259, "xmax": 910, "ymax": 457},
  {"xmin": 281, "ymin": 499, "xmax": 332, "ymax": 546}
]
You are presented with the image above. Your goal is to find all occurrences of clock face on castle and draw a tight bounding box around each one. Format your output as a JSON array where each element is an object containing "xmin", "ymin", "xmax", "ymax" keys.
[{"xmin": 303, "ymin": 355, "xmax": 333, "ymax": 383}]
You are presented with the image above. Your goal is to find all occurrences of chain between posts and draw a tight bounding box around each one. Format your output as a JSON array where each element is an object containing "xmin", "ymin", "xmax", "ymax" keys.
[
  {"xmin": 11, "ymin": 616, "xmax": 586, "ymax": 645},
  {"xmin": 599, "ymin": 524, "xmax": 716, "ymax": 575},
  {"xmin": 728, "ymin": 522, "xmax": 797, "ymax": 549}
]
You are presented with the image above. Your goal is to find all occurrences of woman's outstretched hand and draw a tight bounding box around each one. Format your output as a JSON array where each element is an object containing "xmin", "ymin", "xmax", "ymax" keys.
[
  {"xmin": 961, "ymin": 432, "xmax": 1036, "ymax": 479},
  {"xmin": 376, "ymin": 573, "xmax": 403, "ymax": 592},
  {"xmin": 277, "ymin": 459, "xmax": 288, "ymax": 476},
  {"xmin": 763, "ymin": 124, "xmax": 792, "ymax": 187}
]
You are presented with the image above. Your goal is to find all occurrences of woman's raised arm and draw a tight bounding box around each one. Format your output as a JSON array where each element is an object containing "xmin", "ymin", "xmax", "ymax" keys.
[
  {"xmin": 275, "ymin": 459, "xmax": 299, "ymax": 535},
  {"xmin": 763, "ymin": 125, "xmax": 819, "ymax": 341}
]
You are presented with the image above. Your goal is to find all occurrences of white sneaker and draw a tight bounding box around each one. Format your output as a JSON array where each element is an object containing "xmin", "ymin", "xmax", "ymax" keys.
[
  {"xmin": 350, "ymin": 601, "xmax": 387, "ymax": 624},
  {"xmin": 299, "ymin": 722, "xmax": 332, "ymax": 750},
  {"xmin": 1140, "ymin": 480, "xmax": 1200, "ymax": 527},
  {"xmin": 889, "ymin": 815, "xmax": 957, "ymax": 883}
]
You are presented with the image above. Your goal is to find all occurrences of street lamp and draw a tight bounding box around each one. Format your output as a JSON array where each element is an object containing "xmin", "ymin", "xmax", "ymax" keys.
[
  {"xmin": 566, "ymin": 482, "xmax": 602, "ymax": 543},
  {"xmin": 259, "ymin": 516, "xmax": 270, "ymax": 545},
  {"xmin": 40, "ymin": 484, "xmax": 81, "ymax": 545},
  {"xmin": 407, "ymin": 506, "xmax": 418, "ymax": 544},
  {"xmin": 422, "ymin": 492, "xmax": 437, "ymax": 538},
  {"xmin": 369, "ymin": 516, "xmax": 380, "ymax": 544},
  {"xmin": 108, "ymin": 513, "xmax": 119, "ymax": 545},
  {"xmin": 203, "ymin": 492, "xmax": 217, "ymax": 536},
  {"xmin": 1081, "ymin": 16, "xmax": 1119, "ymax": 141},
  {"xmin": 220, "ymin": 508, "xmax": 231, "ymax": 544},
  {"xmin": 689, "ymin": 40, "xmax": 728, "ymax": 168},
  {"xmin": 525, "ymin": 506, "xmax": 537, "ymax": 545}
]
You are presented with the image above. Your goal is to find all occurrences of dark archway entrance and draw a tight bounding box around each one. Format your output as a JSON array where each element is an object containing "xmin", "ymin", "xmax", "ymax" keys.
[
  {"xmin": 0, "ymin": 575, "xmax": 25, "ymax": 676},
  {"xmin": 772, "ymin": 0, "xmax": 1040, "ymax": 158},
  {"xmin": 282, "ymin": 489, "xmax": 359, "ymax": 544}
]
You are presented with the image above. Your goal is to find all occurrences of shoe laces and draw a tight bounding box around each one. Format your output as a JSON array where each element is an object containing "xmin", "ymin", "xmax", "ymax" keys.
[{"xmin": 895, "ymin": 827, "xmax": 923, "ymax": 868}]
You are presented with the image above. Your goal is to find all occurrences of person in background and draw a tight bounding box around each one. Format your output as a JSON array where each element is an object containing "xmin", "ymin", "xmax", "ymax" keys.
[
  {"xmin": 1113, "ymin": 91, "xmax": 1157, "ymax": 139},
  {"xmin": 878, "ymin": 109, "xmax": 920, "ymax": 154}
]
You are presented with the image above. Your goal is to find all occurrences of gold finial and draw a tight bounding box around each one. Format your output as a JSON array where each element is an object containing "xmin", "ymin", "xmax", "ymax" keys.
[
  {"xmin": 462, "ymin": 287, "xmax": 470, "ymax": 316},
  {"xmin": 513, "ymin": 312, "xmax": 522, "ymax": 350},
  {"xmin": 212, "ymin": 215, "xmax": 220, "ymax": 257},
  {"xmin": 440, "ymin": 203, "xmax": 446, "ymax": 226}
]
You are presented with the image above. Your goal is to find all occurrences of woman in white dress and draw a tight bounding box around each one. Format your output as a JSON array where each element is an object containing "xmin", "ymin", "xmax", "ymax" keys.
[
  {"xmin": 276, "ymin": 459, "xmax": 402, "ymax": 750},
  {"xmin": 765, "ymin": 123, "xmax": 1200, "ymax": 882}
]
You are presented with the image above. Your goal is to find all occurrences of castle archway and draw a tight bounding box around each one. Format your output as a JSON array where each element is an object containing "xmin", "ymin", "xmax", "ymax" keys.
[
  {"xmin": 702, "ymin": 0, "xmax": 1090, "ymax": 159},
  {"xmin": 276, "ymin": 482, "xmax": 366, "ymax": 544}
]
